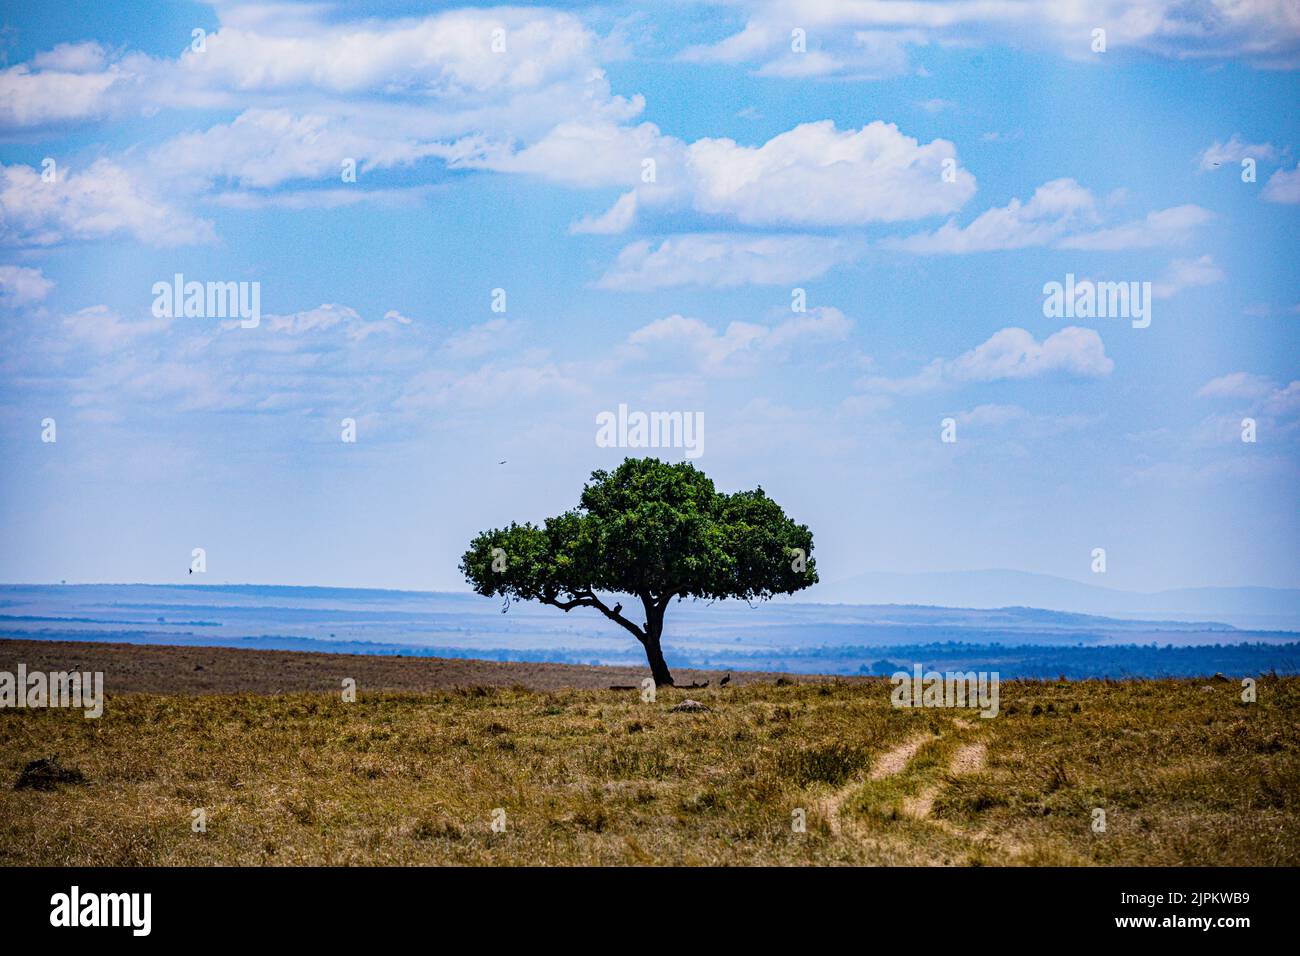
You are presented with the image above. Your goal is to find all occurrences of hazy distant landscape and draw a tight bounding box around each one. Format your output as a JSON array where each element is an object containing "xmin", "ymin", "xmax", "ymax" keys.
[
  {"xmin": 808, "ymin": 569, "xmax": 1300, "ymax": 632},
  {"xmin": 3, "ymin": 583, "xmax": 1296, "ymax": 679}
]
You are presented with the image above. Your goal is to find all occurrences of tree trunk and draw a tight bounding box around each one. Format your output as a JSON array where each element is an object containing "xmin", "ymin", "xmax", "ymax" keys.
[
  {"xmin": 641, "ymin": 630, "xmax": 675, "ymax": 687},
  {"xmin": 639, "ymin": 599, "xmax": 674, "ymax": 686}
]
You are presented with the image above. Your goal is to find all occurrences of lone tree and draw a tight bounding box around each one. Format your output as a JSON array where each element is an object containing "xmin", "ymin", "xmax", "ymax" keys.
[{"xmin": 460, "ymin": 457, "xmax": 817, "ymax": 686}]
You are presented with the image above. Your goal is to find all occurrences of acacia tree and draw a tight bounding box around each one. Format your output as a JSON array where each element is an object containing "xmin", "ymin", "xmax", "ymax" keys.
[{"xmin": 460, "ymin": 457, "xmax": 817, "ymax": 686}]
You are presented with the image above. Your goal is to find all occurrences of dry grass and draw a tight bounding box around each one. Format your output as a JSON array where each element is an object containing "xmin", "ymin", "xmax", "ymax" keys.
[
  {"xmin": 0, "ymin": 644, "xmax": 1296, "ymax": 866},
  {"xmin": 0, "ymin": 638, "xmax": 832, "ymax": 694}
]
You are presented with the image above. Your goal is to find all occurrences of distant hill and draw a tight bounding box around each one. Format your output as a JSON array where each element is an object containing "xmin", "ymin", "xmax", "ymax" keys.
[{"xmin": 802, "ymin": 569, "xmax": 1300, "ymax": 630}]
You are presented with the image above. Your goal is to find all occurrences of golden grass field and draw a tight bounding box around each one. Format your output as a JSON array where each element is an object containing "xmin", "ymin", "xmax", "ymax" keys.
[{"xmin": 1, "ymin": 640, "xmax": 1296, "ymax": 866}]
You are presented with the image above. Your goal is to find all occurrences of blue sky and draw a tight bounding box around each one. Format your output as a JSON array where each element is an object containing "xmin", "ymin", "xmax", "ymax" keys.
[{"xmin": 0, "ymin": 0, "xmax": 1297, "ymax": 594}]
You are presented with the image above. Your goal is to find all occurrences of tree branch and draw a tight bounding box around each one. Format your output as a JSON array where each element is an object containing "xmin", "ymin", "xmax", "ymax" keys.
[
  {"xmin": 540, "ymin": 590, "xmax": 646, "ymax": 641},
  {"xmin": 582, "ymin": 590, "xmax": 648, "ymax": 641},
  {"xmin": 538, "ymin": 595, "xmax": 592, "ymax": 613}
]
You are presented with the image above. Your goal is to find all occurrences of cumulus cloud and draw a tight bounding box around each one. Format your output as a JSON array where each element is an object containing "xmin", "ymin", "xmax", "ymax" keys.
[
  {"xmin": 0, "ymin": 55, "xmax": 135, "ymax": 127},
  {"xmin": 62, "ymin": 304, "xmax": 172, "ymax": 351},
  {"xmin": 1153, "ymin": 254, "xmax": 1224, "ymax": 299},
  {"xmin": 148, "ymin": 109, "xmax": 450, "ymax": 191},
  {"xmin": 623, "ymin": 306, "xmax": 851, "ymax": 371},
  {"xmin": 684, "ymin": 121, "xmax": 973, "ymax": 226},
  {"xmin": 0, "ymin": 160, "xmax": 214, "ymax": 247},
  {"xmin": 680, "ymin": 18, "xmax": 928, "ymax": 79},
  {"xmin": 251, "ymin": 303, "xmax": 411, "ymax": 342},
  {"xmin": 596, "ymin": 233, "xmax": 864, "ymax": 290},
  {"xmin": 893, "ymin": 184, "xmax": 1209, "ymax": 257},
  {"xmin": 1263, "ymin": 163, "xmax": 1300, "ymax": 203},
  {"xmin": 1199, "ymin": 373, "xmax": 1300, "ymax": 415},
  {"xmin": 173, "ymin": 11, "xmax": 599, "ymax": 97},
  {"xmin": 0, "ymin": 7, "xmax": 643, "ymax": 236},
  {"xmin": 0, "ymin": 9, "xmax": 620, "ymax": 131},
  {"xmin": 0, "ymin": 264, "xmax": 53, "ymax": 305},
  {"xmin": 678, "ymin": 1, "xmax": 1300, "ymax": 77},
  {"xmin": 456, "ymin": 119, "xmax": 673, "ymax": 189},
  {"xmin": 861, "ymin": 326, "xmax": 1114, "ymax": 393},
  {"xmin": 1194, "ymin": 373, "xmax": 1300, "ymax": 445},
  {"xmin": 476, "ymin": 119, "xmax": 974, "ymax": 232},
  {"xmin": 0, "ymin": 8, "xmax": 976, "ymax": 258},
  {"xmin": 1059, "ymin": 204, "xmax": 1211, "ymax": 251},
  {"xmin": 886, "ymin": 178, "xmax": 1096, "ymax": 253}
]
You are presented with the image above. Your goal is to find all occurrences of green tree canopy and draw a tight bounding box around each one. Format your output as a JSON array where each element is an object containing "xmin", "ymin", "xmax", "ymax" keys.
[{"xmin": 460, "ymin": 457, "xmax": 817, "ymax": 685}]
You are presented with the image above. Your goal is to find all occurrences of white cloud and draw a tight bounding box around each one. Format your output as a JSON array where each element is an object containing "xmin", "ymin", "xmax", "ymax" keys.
[
  {"xmin": 627, "ymin": 314, "xmax": 767, "ymax": 370},
  {"xmin": 1196, "ymin": 135, "xmax": 1280, "ymax": 170},
  {"xmin": 457, "ymin": 119, "xmax": 673, "ymax": 189},
  {"xmin": 678, "ymin": 1, "xmax": 1300, "ymax": 76},
  {"xmin": 149, "ymin": 109, "xmax": 450, "ymax": 191},
  {"xmin": 62, "ymin": 304, "xmax": 171, "ymax": 351},
  {"xmin": 1263, "ymin": 381, "xmax": 1300, "ymax": 417},
  {"xmin": 1263, "ymin": 163, "xmax": 1300, "ymax": 203},
  {"xmin": 623, "ymin": 306, "xmax": 851, "ymax": 371},
  {"xmin": 1059, "ymin": 205, "xmax": 1211, "ymax": 251},
  {"xmin": 570, "ymin": 190, "xmax": 639, "ymax": 234},
  {"xmin": 175, "ymin": 11, "xmax": 599, "ymax": 97},
  {"xmin": 1, "ymin": 9, "xmax": 619, "ymax": 130},
  {"xmin": 763, "ymin": 306, "xmax": 853, "ymax": 350},
  {"xmin": 596, "ymin": 233, "xmax": 864, "ymax": 290},
  {"xmin": 1194, "ymin": 375, "xmax": 1300, "ymax": 449},
  {"xmin": 1197, "ymin": 372, "xmax": 1275, "ymax": 400},
  {"xmin": 1198, "ymin": 373, "xmax": 1300, "ymax": 417},
  {"xmin": 0, "ymin": 7, "xmax": 643, "ymax": 229},
  {"xmin": 443, "ymin": 318, "xmax": 523, "ymax": 359},
  {"xmin": 680, "ymin": 18, "xmax": 928, "ymax": 79},
  {"xmin": 861, "ymin": 326, "xmax": 1114, "ymax": 393},
  {"xmin": 0, "ymin": 160, "xmax": 214, "ymax": 247},
  {"xmin": 32, "ymin": 42, "xmax": 110, "ymax": 73},
  {"xmin": 685, "ymin": 121, "xmax": 973, "ymax": 226},
  {"xmin": 1153, "ymin": 254, "xmax": 1224, "ymax": 299},
  {"xmin": 886, "ymin": 178, "xmax": 1096, "ymax": 253},
  {"xmin": 476, "ymin": 118, "xmax": 974, "ymax": 232},
  {"xmin": 0, "ymin": 265, "xmax": 53, "ymax": 305},
  {"xmin": 251, "ymin": 303, "xmax": 410, "ymax": 342},
  {"xmin": 45, "ymin": 297, "xmax": 429, "ymax": 418},
  {"xmin": 0, "ymin": 59, "xmax": 130, "ymax": 127}
]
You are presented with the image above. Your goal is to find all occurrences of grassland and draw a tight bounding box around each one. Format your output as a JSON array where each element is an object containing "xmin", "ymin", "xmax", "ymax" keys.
[{"xmin": 1, "ymin": 640, "xmax": 1296, "ymax": 866}]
